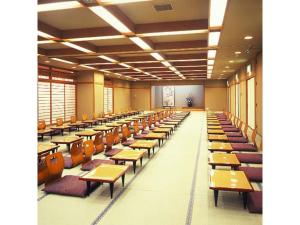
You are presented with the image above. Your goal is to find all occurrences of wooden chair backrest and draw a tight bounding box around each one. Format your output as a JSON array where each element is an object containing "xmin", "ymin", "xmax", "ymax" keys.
[
  {"xmin": 38, "ymin": 120, "xmax": 46, "ymax": 130},
  {"xmin": 93, "ymin": 112, "xmax": 98, "ymax": 120},
  {"xmin": 70, "ymin": 116, "xmax": 76, "ymax": 123},
  {"xmin": 70, "ymin": 140, "xmax": 84, "ymax": 167},
  {"xmin": 82, "ymin": 113, "xmax": 88, "ymax": 121},
  {"xmin": 56, "ymin": 118, "xmax": 63, "ymax": 126},
  {"xmin": 121, "ymin": 126, "xmax": 128, "ymax": 142},
  {"xmin": 94, "ymin": 132, "xmax": 104, "ymax": 154},
  {"xmin": 38, "ymin": 159, "xmax": 49, "ymax": 185},
  {"xmin": 105, "ymin": 132, "xmax": 114, "ymax": 151},
  {"xmin": 251, "ymin": 128, "xmax": 257, "ymax": 145},
  {"xmin": 238, "ymin": 120, "xmax": 243, "ymax": 130},
  {"xmin": 243, "ymin": 123, "xmax": 249, "ymax": 138},
  {"xmin": 45, "ymin": 152, "xmax": 64, "ymax": 184},
  {"xmin": 83, "ymin": 140, "xmax": 95, "ymax": 163},
  {"xmin": 133, "ymin": 121, "xmax": 139, "ymax": 134},
  {"xmin": 141, "ymin": 119, "xmax": 147, "ymax": 130},
  {"xmin": 113, "ymin": 127, "xmax": 120, "ymax": 144}
]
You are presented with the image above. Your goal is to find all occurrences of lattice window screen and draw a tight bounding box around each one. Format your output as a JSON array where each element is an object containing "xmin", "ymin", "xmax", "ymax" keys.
[
  {"xmin": 104, "ymin": 87, "xmax": 113, "ymax": 113},
  {"xmin": 38, "ymin": 82, "xmax": 51, "ymax": 124},
  {"xmin": 65, "ymin": 84, "xmax": 76, "ymax": 121},
  {"xmin": 51, "ymin": 83, "xmax": 65, "ymax": 124}
]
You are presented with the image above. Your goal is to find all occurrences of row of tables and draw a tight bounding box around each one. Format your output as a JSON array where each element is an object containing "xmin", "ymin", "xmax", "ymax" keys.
[{"xmin": 207, "ymin": 112, "xmax": 253, "ymax": 209}]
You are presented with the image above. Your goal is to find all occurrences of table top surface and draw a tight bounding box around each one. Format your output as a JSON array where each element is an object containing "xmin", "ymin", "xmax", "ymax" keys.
[
  {"xmin": 69, "ymin": 121, "xmax": 85, "ymax": 126},
  {"xmin": 130, "ymin": 140, "xmax": 157, "ymax": 148},
  {"xmin": 207, "ymin": 125, "xmax": 223, "ymax": 129},
  {"xmin": 50, "ymin": 125, "xmax": 71, "ymax": 129},
  {"xmin": 116, "ymin": 120, "xmax": 131, "ymax": 124},
  {"xmin": 51, "ymin": 136, "xmax": 83, "ymax": 144},
  {"xmin": 75, "ymin": 130, "xmax": 100, "ymax": 136},
  {"xmin": 207, "ymin": 129, "xmax": 225, "ymax": 134},
  {"xmin": 106, "ymin": 123, "xmax": 122, "ymax": 127},
  {"xmin": 94, "ymin": 126, "xmax": 114, "ymax": 131},
  {"xmin": 38, "ymin": 143, "xmax": 59, "ymax": 154},
  {"xmin": 208, "ymin": 134, "xmax": 228, "ymax": 141},
  {"xmin": 207, "ymin": 121, "xmax": 220, "ymax": 125},
  {"xmin": 111, "ymin": 149, "xmax": 146, "ymax": 160},
  {"xmin": 163, "ymin": 121, "xmax": 179, "ymax": 125},
  {"xmin": 210, "ymin": 170, "xmax": 253, "ymax": 191},
  {"xmin": 125, "ymin": 118, "xmax": 138, "ymax": 122},
  {"xmin": 80, "ymin": 164, "xmax": 129, "ymax": 183},
  {"xmin": 152, "ymin": 128, "xmax": 171, "ymax": 132},
  {"xmin": 209, "ymin": 153, "xmax": 240, "ymax": 165},
  {"xmin": 82, "ymin": 120, "xmax": 95, "ymax": 123},
  {"xmin": 38, "ymin": 129, "xmax": 52, "ymax": 134},
  {"xmin": 145, "ymin": 132, "xmax": 166, "ymax": 138},
  {"xmin": 159, "ymin": 124, "xmax": 175, "ymax": 128},
  {"xmin": 208, "ymin": 142, "xmax": 233, "ymax": 151}
]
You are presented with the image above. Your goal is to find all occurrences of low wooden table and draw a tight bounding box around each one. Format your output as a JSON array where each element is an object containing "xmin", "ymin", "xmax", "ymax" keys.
[
  {"xmin": 51, "ymin": 136, "xmax": 83, "ymax": 151},
  {"xmin": 152, "ymin": 127, "xmax": 171, "ymax": 138},
  {"xmin": 162, "ymin": 121, "xmax": 179, "ymax": 128},
  {"xmin": 68, "ymin": 121, "xmax": 86, "ymax": 131},
  {"xmin": 207, "ymin": 122, "xmax": 220, "ymax": 126},
  {"xmin": 79, "ymin": 164, "xmax": 129, "ymax": 198},
  {"xmin": 209, "ymin": 153, "xmax": 240, "ymax": 169},
  {"xmin": 207, "ymin": 129, "xmax": 225, "ymax": 134},
  {"xmin": 208, "ymin": 142, "xmax": 233, "ymax": 153},
  {"xmin": 143, "ymin": 132, "xmax": 166, "ymax": 147},
  {"xmin": 38, "ymin": 143, "xmax": 59, "ymax": 158},
  {"xmin": 207, "ymin": 125, "xmax": 222, "ymax": 130},
  {"xmin": 38, "ymin": 129, "xmax": 52, "ymax": 141},
  {"xmin": 51, "ymin": 125, "xmax": 71, "ymax": 136},
  {"xmin": 110, "ymin": 149, "xmax": 146, "ymax": 173},
  {"xmin": 116, "ymin": 120, "xmax": 131, "ymax": 126},
  {"xmin": 94, "ymin": 126, "xmax": 114, "ymax": 134},
  {"xmin": 208, "ymin": 134, "xmax": 228, "ymax": 142},
  {"xmin": 95, "ymin": 117, "xmax": 108, "ymax": 125},
  {"xmin": 209, "ymin": 170, "xmax": 253, "ymax": 208},
  {"xmin": 75, "ymin": 130, "xmax": 101, "ymax": 140},
  {"xmin": 82, "ymin": 120, "xmax": 96, "ymax": 127},
  {"xmin": 129, "ymin": 140, "xmax": 157, "ymax": 158},
  {"xmin": 159, "ymin": 124, "xmax": 175, "ymax": 133},
  {"xmin": 105, "ymin": 123, "xmax": 122, "ymax": 128}
]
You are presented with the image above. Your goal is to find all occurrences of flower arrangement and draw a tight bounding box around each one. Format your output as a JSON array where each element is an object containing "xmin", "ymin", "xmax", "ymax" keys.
[{"xmin": 186, "ymin": 97, "xmax": 193, "ymax": 107}]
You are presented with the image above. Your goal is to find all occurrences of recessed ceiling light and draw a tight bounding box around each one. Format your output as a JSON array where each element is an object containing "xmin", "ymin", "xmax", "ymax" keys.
[
  {"xmin": 222, "ymin": 70, "xmax": 226, "ymax": 72},
  {"xmin": 38, "ymin": 1, "xmax": 83, "ymax": 12},
  {"xmin": 209, "ymin": 0, "xmax": 228, "ymax": 28},
  {"xmin": 244, "ymin": 35, "xmax": 253, "ymax": 40},
  {"xmin": 208, "ymin": 32, "xmax": 220, "ymax": 46},
  {"xmin": 37, "ymin": 31, "xmax": 56, "ymax": 39},
  {"xmin": 52, "ymin": 58, "xmax": 75, "ymax": 64},
  {"xmin": 150, "ymin": 52, "xmax": 164, "ymax": 61},
  {"xmin": 235, "ymin": 51, "xmax": 241, "ymax": 55},
  {"xmin": 62, "ymin": 42, "xmax": 94, "ymax": 53},
  {"xmin": 98, "ymin": 55, "xmax": 118, "ymax": 63},
  {"xmin": 138, "ymin": 29, "xmax": 208, "ymax": 37},
  {"xmin": 229, "ymin": 60, "xmax": 234, "ymax": 63},
  {"xmin": 72, "ymin": 66, "xmax": 76, "ymax": 69},
  {"xmin": 208, "ymin": 59, "xmax": 215, "ymax": 65},
  {"xmin": 45, "ymin": 61, "xmax": 50, "ymax": 63},
  {"xmin": 220, "ymin": 74, "xmax": 224, "ymax": 76},
  {"xmin": 225, "ymin": 66, "xmax": 229, "ymax": 69},
  {"xmin": 208, "ymin": 50, "xmax": 217, "ymax": 59},
  {"xmin": 129, "ymin": 37, "xmax": 152, "ymax": 50}
]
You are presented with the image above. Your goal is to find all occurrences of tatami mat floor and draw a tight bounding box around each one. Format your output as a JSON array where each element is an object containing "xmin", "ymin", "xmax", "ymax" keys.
[{"xmin": 38, "ymin": 112, "xmax": 262, "ymax": 225}]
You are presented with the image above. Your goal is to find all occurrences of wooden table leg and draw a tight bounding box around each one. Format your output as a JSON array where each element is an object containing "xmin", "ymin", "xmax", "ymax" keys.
[
  {"xmin": 86, "ymin": 181, "xmax": 91, "ymax": 196},
  {"xmin": 132, "ymin": 161, "xmax": 136, "ymax": 173},
  {"xmin": 121, "ymin": 174, "xmax": 125, "ymax": 187},
  {"xmin": 242, "ymin": 192, "xmax": 248, "ymax": 209},
  {"xmin": 140, "ymin": 157, "xmax": 143, "ymax": 166},
  {"xmin": 147, "ymin": 149, "xmax": 150, "ymax": 158},
  {"xmin": 109, "ymin": 183, "xmax": 114, "ymax": 198},
  {"xmin": 214, "ymin": 190, "xmax": 219, "ymax": 207}
]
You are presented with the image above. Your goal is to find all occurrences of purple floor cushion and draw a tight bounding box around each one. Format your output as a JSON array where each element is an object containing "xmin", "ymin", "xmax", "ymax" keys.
[
  {"xmin": 223, "ymin": 128, "xmax": 240, "ymax": 132},
  {"xmin": 63, "ymin": 157, "xmax": 73, "ymax": 169},
  {"xmin": 238, "ymin": 166, "xmax": 262, "ymax": 182},
  {"xmin": 149, "ymin": 127, "xmax": 155, "ymax": 130},
  {"xmin": 225, "ymin": 132, "xmax": 243, "ymax": 137},
  {"xmin": 141, "ymin": 130, "xmax": 150, "ymax": 134},
  {"xmin": 81, "ymin": 159, "xmax": 114, "ymax": 171},
  {"xmin": 235, "ymin": 153, "xmax": 263, "ymax": 164},
  {"xmin": 121, "ymin": 140, "xmax": 135, "ymax": 146},
  {"xmin": 221, "ymin": 125, "xmax": 236, "ymax": 128},
  {"xmin": 227, "ymin": 136, "xmax": 248, "ymax": 143},
  {"xmin": 43, "ymin": 175, "xmax": 99, "ymax": 197},
  {"xmin": 231, "ymin": 143, "xmax": 257, "ymax": 151},
  {"xmin": 220, "ymin": 121, "xmax": 232, "ymax": 125},
  {"xmin": 104, "ymin": 148, "xmax": 122, "ymax": 157},
  {"xmin": 133, "ymin": 134, "xmax": 146, "ymax": 139},
  {"xmin": 247, "ymin": 191, "xmax": 262, "ymax": 213}
]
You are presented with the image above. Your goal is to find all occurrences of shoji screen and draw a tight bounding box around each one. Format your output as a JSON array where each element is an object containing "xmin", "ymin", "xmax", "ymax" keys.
[
  {"xmin": 230, "ymin": 85, "xmax": 235, "ymax": 114},
  {"xmin": 235, "ymin": 84, "xmax": 240, "ymax": 118},
  {"xmin": 65, "ymin": 84, "xmax": 76, "ymax": 121},
  {"xmin": 104, "ymin": 87, "xmax": 113, "ymax": 113},
  {"xmin": 51, "ymin": 83, "xmax": 65, "ymax": 124},
  {"xmin": 38, "ymin": 82, "xmax": 51, "ymax": 124},
  {"xmin": 247, "ymin": 77, "xmax": 255, "ymax": 128}
]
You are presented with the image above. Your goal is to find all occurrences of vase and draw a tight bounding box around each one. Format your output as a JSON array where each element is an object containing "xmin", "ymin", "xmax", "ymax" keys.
[{"xmin": 187, "ymin": 102, "xmax": 192, "ymax": 107}]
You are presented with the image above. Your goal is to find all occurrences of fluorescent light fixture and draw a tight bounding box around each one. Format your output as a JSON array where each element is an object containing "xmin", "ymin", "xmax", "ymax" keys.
[
  {"xmin": 45, "ymin": 61, "xmax": 50, "ymax": 63},
  {"xmin": 38, "ymin": 40, "xmax": 56, "ymax": 44},
  {"xmin": 209, "ymin": 0, "xmax": 228, "ymax": 27},
  {"xmin": 175, "ymin": 71, "xmax": 181, "ymax": 75},
  {"xmin": 89, "ymin": 6, "xmax": 132, "ymax": 34},
  {"xmin": 100, "ymin": 0, "xmax": 152, "ymax": 5},
  {"xmin": 38, "ymin": 1, "xmax": 82, "ymax": 12},
  {"xmin": 247, "ymin": 64, "xmax": 252, "ymax": 76},
  {"xmin": 207, "ymin": 74, "xmax": 212, "ymax": 79},
  {"xmin": 235, "ymin": 51, "xmax": 241, "ymax": 55},
  {"xmin": 244, "ymin": 35, "xmax": 253, "ymax": 40},
  {"xmin": 80, "ymin": 65, "xmax": 96, "ymax": 69},
  {"xmin": 72, "ymin": 66, "xmax": 77, "ymax": 69},
  {"xmin": 235, "ymin": 74, "xmax": 239, "ymax": 82},
  {"xmin": 161, "ymin": 61, "xmax": 172, "ymax": 67},
  {"xmin": 208, "ymin": 60, "xmax": 214, "ymax": 65},
  {"xmin": 208, "ymin": 32, "xmax": 220, "ymax": 46},
  {"xmin": 150, "ymin": 53, "xmax": 164, "ymax": 61},
  {"xmin": 169, "ymin": 59, "xmax": 206, "ymax": 62},
  {"xmin": 208, "ymin": 50, "xmax": 216, "ymax": 58},
  {"xmin": 207, "ymin": 65, "xmax": 213, "ymax": 70},
  {"xmin": 225, "ymin": 66, "xmax": 229, "ymax": 69},
  {"xmin": 51, "ymin": 58, "xmax": 75, "ymax": 64},
  {"xmin": 227, "ymin": 81, "xmax": 229, "ymax": 86},
  {"xmin": 98, "ymin": 55, "xmax": 118, "ymax": 63},
  {"xmin": 138, "ymin": 29, "xmax": 208, "ymax": 37},
  {"xmin": 67, "ymin": 35, "xmax": 125, "ymax": 42},
  {"xmin": 133, "ymin": 68, "xmax": 143, "ymax": 72},
  {"xmin": 169, "ymin": 67, "xmax": 177, "ymax": 72},
  {"xmin": 151, "ymin": 75, "xmax": 157, "ymax": 78},
  {"xmin": 229, "ymin": 60, "xmax": 234, "ymax": 63},
  {"xmin": 38, "ymin": 31, "xmax": 56, "ymax": 39},
  {"xmin": 129, "ymin": 37, "xmax": 152, "ymax": 50},
  {"xmin": 119, "ymin": 63, "xmax": 132, "ymax": 68},
  {"xmin": 62, "ymin": 42, "xmax": 94, "ymax": 53}
]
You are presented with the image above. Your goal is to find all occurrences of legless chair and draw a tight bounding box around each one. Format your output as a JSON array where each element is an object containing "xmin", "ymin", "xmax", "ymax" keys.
[
  {"xmin": 121, "ymin": 125, "xmax": 135, "ymax": 146},
  {"xmin": 225, "ymin": 120, "xmax": 244, "ymax": 137},
  {"xmin": 226, "ymin": 119, "xmax": 248, "ymax": 143},
  {"xmin": 113, "ymin": 127, "xmax": 120, "ymax": 145},
  {"xmin": 132, "ymin": 121, "xmax": 147, "ymax": 139},
  {"xmin": 43, "ymin": 152, "xmax": 99, "ymax": 197},
  {"xmin": 38, "ymin": 158, "xmax": 49, "ymax": 185},
  {"xmin": 104, "ymin": 131, "xmax": 122, "ymax": 157},
  {"xmin": 56, "ymin": 118, "xmax": 63, "ymax": 126},
  {"xmin": 93, "ymin": 132, "xmax": 104, "ymax": 155},
  {"xmin": 69, "ymin": 115, "xmax": 85, "ymax": 131},
  {"xmin": 63, "ymin": 140, "xmax": 84, "ymax": 169},
  {"xmin": 81, "ymin": 140, "xmax": 114, "ymax": 171},
  {"xmin": 38, "ymin": 120, "xmax": 52, "ymax": 141},
  {"xmin": 230, "ymin": 127, "xmax": 257, "ymax": 152}
]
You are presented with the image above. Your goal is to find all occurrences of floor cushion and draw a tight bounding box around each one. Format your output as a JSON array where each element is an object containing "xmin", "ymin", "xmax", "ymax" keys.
[
  {"xmin": 43, "ymin": 175, "xmax": 99, "ymax": 197},
  {"xmin": 121, "ymin": 140, "xmax": 135, "ymax": 146},
  {"xmin": 63, "ymin": 157, "xmax": 73, "ymax": 169},
  {"xmin": 225, "ymin": 132, "xmax": 243, "ymax": 137},
  {"xmin": 104, "ymin": 148, "xmax": 122, "ymax": 157},
  {"xmin": 231, "ymin": 143, "xmax": 257, "ymax": 151},
  {"xmin": 81, "ymin": 159, "xmax": 114, "ymax": 171},
  {"xmin": 235, "ymin": 153, "xmax": 263, "ymax": 164},
  {"xmin": 247, "ymin": 191, "xmax": 262, "ymax": 213},
  {"xmin": 141, "ymin": 130, "xmax": 150, "ymax": 134},
  {"xmin": 223, "ymin": 128, "xmax": 240, "ymax": 132},
  {"xmin": 238, "ymin": 166, "xmax": 262, "ymax": 182},
  {"xmin": 227, "ymin": 136, "xmax": 248, "ymax": 143},
  {"xmin": 220, "ymin": 121, "xmax": 232, "ymax": 125},
  {"xmin": 133, "ymin": 134, "xmax": 147, "ymax": 139}
]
